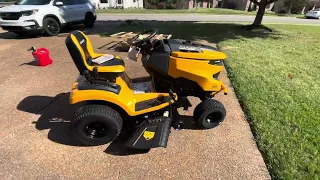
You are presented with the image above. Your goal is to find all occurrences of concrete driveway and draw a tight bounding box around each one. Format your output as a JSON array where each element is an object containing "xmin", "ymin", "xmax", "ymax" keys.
[
  {"xmin": 0, "ymin": 27, "xmax": 270, "ymax": 179},
  {"xmin": 98, "ymin": 13, "xmax": 320, "ymax": 25}
]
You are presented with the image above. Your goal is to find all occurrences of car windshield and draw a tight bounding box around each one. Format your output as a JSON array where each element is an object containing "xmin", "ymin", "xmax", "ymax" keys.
[{"xmin": 19, "ymin": 0, "xmax": 52, "ymax": 5}]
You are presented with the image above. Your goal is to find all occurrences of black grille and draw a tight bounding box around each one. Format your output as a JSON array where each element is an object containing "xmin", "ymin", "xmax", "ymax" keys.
[
  {"xmin": 1, "ymin": 26, "xmax": 25, "ymax": 31},
  {"xmin": 0, "ymin": 12, "xmax": 21, "ymax": 20}
]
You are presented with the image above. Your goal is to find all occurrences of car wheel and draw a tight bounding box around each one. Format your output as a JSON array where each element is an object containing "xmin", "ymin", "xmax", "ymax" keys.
[
  {"xmin": 84, "ymin": 13, "xmax": 95, "ymax": 28},
  {"xmin": 43, "ymin": 17, "xmax": 60, "ymax": 36},
  {"xmin": 71, "ymin": 104, "xmax": 123, "ymax": 146}
]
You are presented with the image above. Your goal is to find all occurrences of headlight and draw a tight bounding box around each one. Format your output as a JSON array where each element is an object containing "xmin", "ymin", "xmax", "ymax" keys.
[{"xmin": 21, "ymin": 9, "xmax": 38, "ymax": 16}]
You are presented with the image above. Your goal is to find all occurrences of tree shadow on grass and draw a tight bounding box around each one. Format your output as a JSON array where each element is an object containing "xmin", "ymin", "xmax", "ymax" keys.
[
  {"xmin": 89, "ymin": 20, "xmax": 283, "ymax": 46},
  {"xmin": 0, "ymin": 20, "xmax": 283, "ymax": 42}
]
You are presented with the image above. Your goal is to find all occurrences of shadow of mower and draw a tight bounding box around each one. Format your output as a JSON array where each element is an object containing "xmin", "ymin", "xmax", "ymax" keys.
[
  {"xmin": 16, "ymin": 93, "xmax": 198, "ymax": 156},
  {"xmin": 16, "ymin": 93, "xmax": 85, "ymax": 146}
]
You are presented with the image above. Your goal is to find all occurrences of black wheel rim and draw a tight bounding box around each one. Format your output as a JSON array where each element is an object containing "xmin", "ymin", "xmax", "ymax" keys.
[
  {"xmin": 205, "ymin": 111, "xmax": 223, "ymax": 125},
  {"xmin": 84, "ymin": 122, "xmax": 108, "ymax": 139},
  {"xmin": 47, "ymin": 20, "xmax": 59, "ymax": 34}
]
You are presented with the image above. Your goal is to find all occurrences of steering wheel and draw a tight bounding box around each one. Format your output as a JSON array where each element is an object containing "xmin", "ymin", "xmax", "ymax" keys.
[{"xmin": 131, "ymin": 29, "xmax": 158, "ymax": 47}]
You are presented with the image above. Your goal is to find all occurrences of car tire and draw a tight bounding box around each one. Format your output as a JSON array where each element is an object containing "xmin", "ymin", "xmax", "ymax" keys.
[
  {"xmin": 43, "ymin": 17, "xmax": 61, "ymax": 36},
  {"xmin": 71, "ymin": 104, "xmax": 123, "ymax": 146},
  {"xmin": 84, "ymin": 13, "xmax": 95, "ymax": 28},
  {"xmin": 193, "ymin": 99, "xmax": 226, "ymax": 129}
]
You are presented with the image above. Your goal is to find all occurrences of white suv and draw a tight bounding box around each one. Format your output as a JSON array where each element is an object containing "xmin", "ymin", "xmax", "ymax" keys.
[{"xmin": 0, "ymin": 0, "xmax": 97, "ymax": 36}]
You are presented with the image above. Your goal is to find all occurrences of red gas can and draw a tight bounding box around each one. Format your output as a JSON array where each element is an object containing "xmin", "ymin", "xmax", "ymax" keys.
[{"xmin": 28, "ymin": 47, "xmax": 53, "ymax": 66}]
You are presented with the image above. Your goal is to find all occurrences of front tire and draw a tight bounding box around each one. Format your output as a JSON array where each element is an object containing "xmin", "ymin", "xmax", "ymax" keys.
[
  {"xmin": 84, "ymin": 13, "xmax": 95, "ymax": 28},
  {"xmin": 43, "ymin": 17, "xmax": 60, "ymax": 36},
  {"xmin": 193, "ymin": 99, "xmax": 226, "ymax": 129},
  {"xmin": 71, "ymin": 104, "xmax": 123, "ymax": 146}
]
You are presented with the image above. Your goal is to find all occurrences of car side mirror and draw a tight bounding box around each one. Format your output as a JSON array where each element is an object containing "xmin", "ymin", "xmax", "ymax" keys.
[
  {"xmin": 14, "ymin": 1, "xmax": 19, "ymax": 5},
  {"xmin": 55, "ymin": 1, "xmax": 64, "ymax": 6}
]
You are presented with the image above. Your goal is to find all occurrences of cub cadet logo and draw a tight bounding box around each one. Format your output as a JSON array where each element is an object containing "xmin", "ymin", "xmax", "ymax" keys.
[
  {"xmin": 143, "ymin": 130, "xmax": 155, "ymax": 140},
  {"xmin": 179, "ymin": 46, "xmax": 196, "ymax": 51}
]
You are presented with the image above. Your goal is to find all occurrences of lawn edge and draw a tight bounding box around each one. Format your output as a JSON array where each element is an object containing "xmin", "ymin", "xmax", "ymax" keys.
[{"xmin": 216, "ymin": 43, "xmax": 277, "ymax": 179}]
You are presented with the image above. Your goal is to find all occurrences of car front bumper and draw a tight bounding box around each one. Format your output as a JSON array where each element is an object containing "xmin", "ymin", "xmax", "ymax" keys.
[
  {"xmin": 0, "ymin": 15, "xmax": 42, "ymax": 31},
  {"xmin": 305, "ymin": 13, "xmax": 320, "ymax": 19}
]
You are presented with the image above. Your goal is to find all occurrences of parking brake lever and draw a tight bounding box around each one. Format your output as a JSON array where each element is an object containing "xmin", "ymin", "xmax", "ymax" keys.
[{"xmin": 169, "ymin": 89, "xmax": 177, "ymax": 103}]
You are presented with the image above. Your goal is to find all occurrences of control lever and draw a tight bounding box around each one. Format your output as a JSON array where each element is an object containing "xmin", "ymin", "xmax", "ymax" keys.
[
  {"xmin": 167, "ymin": 89, "xmax": 177, "ymax": 120},
  {"xmin": 169, "ymin": 89, "xmax": 176, "ymax": 102},
  {"xmin": 83, "ymin": 70, "xmax": 93, "ymax": 84},
  {"xmin": 93, "ymin": 66, "xmax": 98, "ymax": 81}
]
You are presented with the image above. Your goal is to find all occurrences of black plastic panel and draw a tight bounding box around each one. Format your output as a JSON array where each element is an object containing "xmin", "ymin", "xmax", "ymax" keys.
[
  {"xmin": 164, "ymin": 39, "xmax": 219, "ymax": 53},
  {"xmin": 144, "ymin": 40, "xmax": 171, "ymax": 75},
  {"xmin": 135, "ymin": 96, "xmax": 169, "ymax": 111},
  {"xmin": 76, "ymin": 75, "xmax": 121, "ymax": 94},
  {"xmin": 0, "ymin": 12, "xmax": 21, "ymax": 20},
  {"xmin": 125, "ymin": 117, "xmax": 172, "ymax": 149}
]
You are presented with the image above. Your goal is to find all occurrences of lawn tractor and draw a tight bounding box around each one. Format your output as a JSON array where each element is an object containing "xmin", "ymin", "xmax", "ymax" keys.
[{"xmin": 65, "ymin": 29, "xmax": 228, "ymax": 150}]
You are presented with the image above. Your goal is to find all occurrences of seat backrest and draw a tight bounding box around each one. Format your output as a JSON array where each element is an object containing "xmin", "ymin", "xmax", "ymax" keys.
[{"xmin": 65, "ymin": 30, "xmax": 95, "ymax": 74}]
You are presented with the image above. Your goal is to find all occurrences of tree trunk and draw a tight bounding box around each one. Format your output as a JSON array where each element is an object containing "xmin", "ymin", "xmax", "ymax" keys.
[
  {"xmin": 252, "ymin": 0, "xmax": 267, "ymax": 26},
  {"xmin": 301, "ymin": 4, "xmax": 306, "ymax": 14},
  {"xmin": 287, "ymin": 2, "xmax": 293, "ymax": 14},
  {"xmin": 246, "ymin": 0, "xmax": 252, "ymax": 12}
]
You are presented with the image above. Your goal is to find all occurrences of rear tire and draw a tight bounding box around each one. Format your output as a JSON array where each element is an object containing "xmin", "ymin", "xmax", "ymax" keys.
[
  {"xmin": 71, "ymin": 104, "xmax": 123, "ymax": 146},
  {"xmin": 43, "ymin": 17, "xmax": 60, "ymax": 36},
  {"xmin": 84, "ymin": 13, "xmax": 95, "ymax": 28},
  {"xmin": 193, "ymin": 99, "xmax": 226, "ymax": 129}
]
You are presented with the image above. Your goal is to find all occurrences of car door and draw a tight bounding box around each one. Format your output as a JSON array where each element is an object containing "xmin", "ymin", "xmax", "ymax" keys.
[
  {"xmin": 72, "ymin": 0, "xmax": 87, "ymax": 21},
  {"xmin": 80, "ymin": 0, "xmax": 91, "ymax": 21},
  {"xmin": 54, "ymin": 0, "xmax": 75, "ymax": 23}
]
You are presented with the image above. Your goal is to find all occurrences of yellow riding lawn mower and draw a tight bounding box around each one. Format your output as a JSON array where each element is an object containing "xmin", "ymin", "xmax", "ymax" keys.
[{"xmin": 65, "ymin": 29, "xmax": 228, "ymax": 150}]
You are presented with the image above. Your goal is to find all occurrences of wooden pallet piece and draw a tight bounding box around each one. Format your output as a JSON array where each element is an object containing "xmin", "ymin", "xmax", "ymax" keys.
[
  {"xmin": 107, "ymin": 31, "xmax": 174, "ymax": 51},
  {"xmin": 110, "ymin": 31, "xmax": 126, "ymax": 37},
  {"xmin": 120, "ymin": 32, "xmax": 133, "ymax": 38}
]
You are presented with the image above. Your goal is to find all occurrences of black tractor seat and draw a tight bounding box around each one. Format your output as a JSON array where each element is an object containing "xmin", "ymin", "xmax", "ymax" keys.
[{"xmin": 65, "ymin": 30, "xmax": 125, "ymax": 81}]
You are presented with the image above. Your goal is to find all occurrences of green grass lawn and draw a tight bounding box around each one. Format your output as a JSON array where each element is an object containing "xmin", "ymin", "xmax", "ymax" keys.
[
  {"xmin": 219, "ymin": 25, "xmax": 320, "ymax": 179},
  {"xmin": 100, "ymin": 21, "xmax": 320, "ymax": 179},
  {"xmin": 96, "ymin": 8, "xmax": 305, "ymax": 17},
  {"xmin": 97, "ymin": 8, "xmax": 281, "ymax": 16}
]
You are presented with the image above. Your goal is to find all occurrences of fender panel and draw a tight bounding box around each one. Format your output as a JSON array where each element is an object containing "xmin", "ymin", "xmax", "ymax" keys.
[
  {"xmin": 168, "ymin": 57, "xmax": 224, "ymax": 91},
  {"xmin": 70, "ymin": 76, "xmax": 177, "ymax": 116}
]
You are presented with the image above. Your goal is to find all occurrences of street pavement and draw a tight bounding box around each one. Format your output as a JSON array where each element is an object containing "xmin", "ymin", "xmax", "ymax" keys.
[{"xmin": 97, "ymin": 13, "xmax": 320, "ymax": 24}]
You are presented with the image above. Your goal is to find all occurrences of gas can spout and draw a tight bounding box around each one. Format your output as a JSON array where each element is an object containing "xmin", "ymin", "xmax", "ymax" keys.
[{"xmin": 27, "ymin": 47, "xmax": 36, "ymax": 52}]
